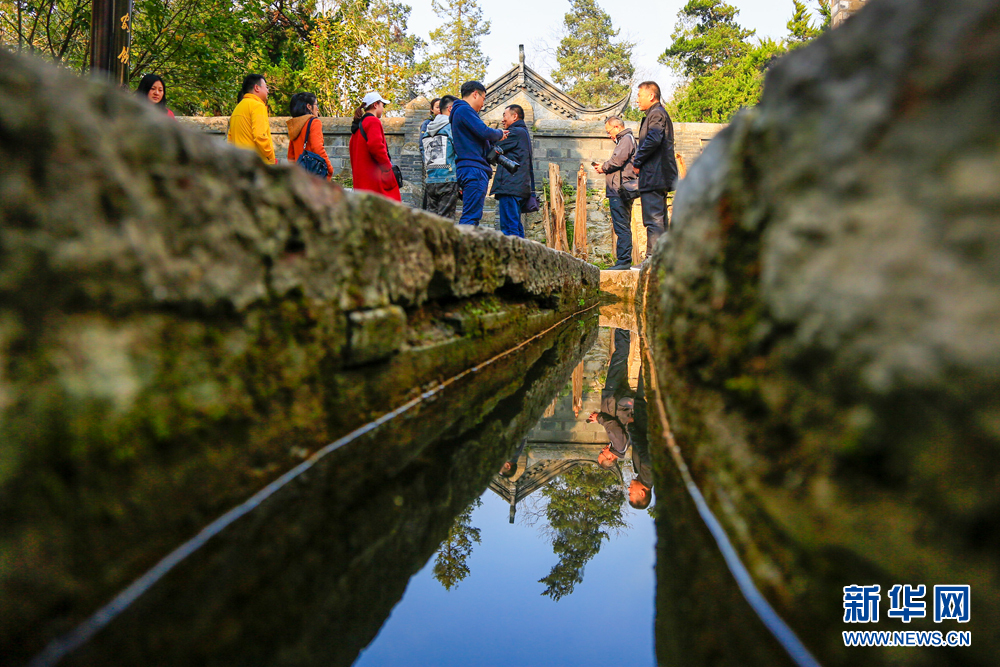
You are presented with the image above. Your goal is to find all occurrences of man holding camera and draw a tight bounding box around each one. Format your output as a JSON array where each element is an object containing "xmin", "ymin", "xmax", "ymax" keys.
[
  {"xmin": 450, "ymin": 80, "xmax": 508, "ymax": 226},
  {"xmin": 489, "ymin": 104, "xmax": 532, "ymax": 237}
]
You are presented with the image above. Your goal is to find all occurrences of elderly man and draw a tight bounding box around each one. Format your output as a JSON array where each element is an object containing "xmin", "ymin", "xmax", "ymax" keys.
[
  {"xmin": 633, "ymin": 81, "xmax": 679, "ymax": 257},
  {"xmin": 489, "ymin": 104, "xmax": 533, "ymax": 237},
  {"xmin": 595, "ymin": 116, "xmax": 638, "ymax": 269}
]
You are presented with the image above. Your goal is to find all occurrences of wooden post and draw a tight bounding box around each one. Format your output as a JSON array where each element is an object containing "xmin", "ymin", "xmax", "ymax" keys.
[
  {"xmin": 541, "ymin": 182, "xmax": 553, "ymax": 248},
  {"xmin": 90, "ymin": 0, "xmax": 133, "ymax": 85},
  {"xmin": 548, "ymin": 163, "xmax": 568, "ymax": 252},
  {"xmin": 574, "ymin": 164, "xmax": 588, "ymax": 260},
  {"xmin": 631, "ymin": 198, "xmax": 647, "ymax": 265},
  {"xmin": 571, "ymin": 361, "xmax": 584, "ymax": 417}
]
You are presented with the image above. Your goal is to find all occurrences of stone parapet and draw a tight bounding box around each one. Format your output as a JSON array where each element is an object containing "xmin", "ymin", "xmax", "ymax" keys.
[{"xmin": 0, "ymin": 49, "xmax": 599, "ymax": 664}]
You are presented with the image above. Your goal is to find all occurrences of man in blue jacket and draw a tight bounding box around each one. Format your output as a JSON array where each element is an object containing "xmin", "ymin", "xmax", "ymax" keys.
[
  {"xmin": 450, "ymin": 80, "xmax": 508, "ymax": 226},
  {"xmin": 489, "ymin": 104, "xmax": 533, "ymax": 237},
  {"xmin": 633, "ymin": 81, "xmax": 679, "ymax": 255}
]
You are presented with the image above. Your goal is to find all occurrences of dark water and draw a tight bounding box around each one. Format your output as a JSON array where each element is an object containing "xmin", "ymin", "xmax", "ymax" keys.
[{"xmin": 355, "ymin": 327, "xmax": 656, "ymax": 666}]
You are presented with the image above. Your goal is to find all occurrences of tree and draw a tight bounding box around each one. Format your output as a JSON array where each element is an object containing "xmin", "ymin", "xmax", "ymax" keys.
[
  {"xmin": 667, "ymin": 38, "xmax": 785, "ymax": 123},
  {"xmin": 426, "ymin": 0, "xmax": 490, "ymax": 98},
  {"xmin": 661, "ymin": 0, "xmax": 827, "ymax": 123},
  {"xmin": 550, "ymin": 0, "xmax": 634, "ymax": 107},
  {"xmin": 786, "ymin": 0, "xmax": 821, "ymax": 45},
  {"xmin": 433, "ymin": 498, "xmax": 482, "ymax": 591},
  {"xmin": 368, "ymin": 0, "xmax": 429, "ymax": 111},
  {"xmin": 538, "ymin": 465, "xmax": 626, "ymax": 601},
  {"xmin": 659, "ymin": 0, "xmax": 755, "ymax": 80},
  {"xmin": 817, "ymin": 0, "xmax": 832, "ymax": 29}
]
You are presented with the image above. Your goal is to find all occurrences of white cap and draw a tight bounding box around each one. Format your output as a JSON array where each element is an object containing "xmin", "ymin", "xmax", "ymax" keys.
[{"xmin": 362, "ymin": 91, "xmax": 390, "ymax": 107}]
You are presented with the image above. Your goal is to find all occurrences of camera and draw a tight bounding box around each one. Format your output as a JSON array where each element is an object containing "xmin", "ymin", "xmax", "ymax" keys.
[{"xmin": 484, "ymin": 144, "xmax": 519, "ymax": 174}]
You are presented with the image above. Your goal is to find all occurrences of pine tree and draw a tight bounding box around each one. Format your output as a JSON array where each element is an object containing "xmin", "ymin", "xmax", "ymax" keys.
[
  {"xmin": 538, "ymin": 466, "xmax": 626, "ymax": 601},
  {"xmin": 369, "ymin": 0, "xmax": 429, "ymax": 109},
  {"xmin": 786, "ymin": 0, "xmax": 821, "ymax": 45},
  {"xmin": 433, "ymin": 499, "xmax": 482, "ymax": 591},
  {"xmin": 426, "ymin": 0, "xmax": 490, "ymax": 97},
  {"xmin": 550, "ymin": 0, "xmax": 635, "ymax": 107},
  {"xmin": 817, "ymin": 0, "xmax": 832, "ymax": 29},
  {"xmin": 659, "ymin": 0, "xmax": 756, "ymax": 79}
]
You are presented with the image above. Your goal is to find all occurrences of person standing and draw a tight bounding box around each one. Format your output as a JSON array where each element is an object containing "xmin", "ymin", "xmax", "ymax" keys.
[
  {"xmin": 489, "ymin": 104, "xmax": 533, "ymax": 238},
  {"xmin": 421, "ymin": 95, "xmax": 460, "ymax": 218},
  {"xmin": 595, "ymin": 116, "xmax": 638, "ymax": 269},
  {"xmin": 450, "ymin": 81, "xmax": 507, "ymax": 226},
  {"xmin": 349, "ymin": 91, "xmax": 401, "ymax": 202},
  {"xmin": 632, "ymin": 81, "xmax": 679, "ymax": 256},
  {"xmin": 227, "ymin": 74, "xmax": 276, "ymax": 165},
  {"xmin": 420, "ymin": 97, "xmax": 442, "ymax": 210},
  {"xmin": 135, "ymin": 74, "xmax": 175, "ymax": 118},
  {"xmin": 286, "ymin": 92, "xmax": 332, "ymax": 180}
]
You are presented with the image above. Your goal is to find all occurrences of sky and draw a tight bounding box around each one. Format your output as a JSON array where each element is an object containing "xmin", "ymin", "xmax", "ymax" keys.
[{"xmin": 403, "ymin": 0, "xmax": 827, "ymax": 98}]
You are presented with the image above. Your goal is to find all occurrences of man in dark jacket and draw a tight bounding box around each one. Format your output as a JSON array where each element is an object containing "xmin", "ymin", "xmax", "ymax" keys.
[
  {"xmin": 589, "ymin": 328, "xmax": 636, "ymax": 466},
  {"xmin": 595, "ymin": 116, "xmax": 638, "ymax": 269},
  {"xmin": 633, "ymin": 81, "xmax": 679, "ymax": 255},
  {"xmin": 450, "ymin": 80, "xmax": 508, "ymax": 226},
  {"xmin": 489, "ymin": 104, "xmax": 533, "ymax": 237}
]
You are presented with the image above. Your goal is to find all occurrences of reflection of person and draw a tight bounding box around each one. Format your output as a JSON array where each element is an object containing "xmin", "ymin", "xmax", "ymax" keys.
[
  {"xmin": 594, "ymin": 116, "xmax": 637, "ymax": 269},
  {"xmin": 499, "ymin": 437, "xmax": 528, "ymax": 478},
  {"xmin": 589, "ymin": 328, "xmax": 636, "ymax": 466},
  {"xmin": 633, "ymin": 81, "xmax": 679, "ymax": 254},
  {"xmin": 628, "ymin": 367, "xmax": 653, "ymax": 509}
]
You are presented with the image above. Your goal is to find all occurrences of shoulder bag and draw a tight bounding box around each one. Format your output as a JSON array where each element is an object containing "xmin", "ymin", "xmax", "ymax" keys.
[
  {"xmin": 521, "ymin": 132, "xmax": 540, "ymax": 213},
  {"xmin": 295, "ymin": 117, "xmax": 329, "ymax": 178}
]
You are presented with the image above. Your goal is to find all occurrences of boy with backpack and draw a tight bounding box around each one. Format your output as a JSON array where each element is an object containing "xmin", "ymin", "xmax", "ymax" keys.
[{"xmin": 421, "ymin": 95, "xmax": 460, "ymax": 219}]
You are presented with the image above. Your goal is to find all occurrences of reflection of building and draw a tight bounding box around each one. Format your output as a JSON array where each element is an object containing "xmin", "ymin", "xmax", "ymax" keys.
[
  {"xmin": 490, "ymin": 328, "xmax": 642, "ymax": 522},
  {"xmin": 829, "ymin": 0, "xmax": 868, "ymax": 28}
]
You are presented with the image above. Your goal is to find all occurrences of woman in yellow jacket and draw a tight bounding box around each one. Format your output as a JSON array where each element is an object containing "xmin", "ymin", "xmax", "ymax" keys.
[{"xmin": 227, "ymin": 74, "xmax": 276, "ymax": 165}]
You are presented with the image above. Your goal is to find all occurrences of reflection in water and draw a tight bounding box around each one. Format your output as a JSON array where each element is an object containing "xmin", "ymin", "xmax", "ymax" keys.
[
  {"xmin": 353, "ymin": 324, "xmax": 656, "ymax": 666},
  {"xmin": 432, "ymin": 499, "xmax": 482, "ymax": 591},
  {"xmin": 538, "ymin": 465, "xmax": 626, "ymax": 600}
]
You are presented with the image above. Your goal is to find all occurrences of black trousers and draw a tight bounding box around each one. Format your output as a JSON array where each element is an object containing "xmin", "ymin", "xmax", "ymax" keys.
[
  {"xmin": 425, "ymin": 181, "xmax": 460, "ymax": 219},
  {"xmin": 640, "ymin": 189, "xmax": 668, "ymax": 251}
]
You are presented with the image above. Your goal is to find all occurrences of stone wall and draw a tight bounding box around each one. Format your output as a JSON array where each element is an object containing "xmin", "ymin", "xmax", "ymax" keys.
[
  {"xmin": 640, "ymin": 0, "xmax": 1000, "ymax": 663},
  {"xmin": 179, "ymin": 109, "xmax": 724, "ymax": 263},
  {"xmin": 0, "ymin": 48, "xmax": 600, "ymax": 664}
]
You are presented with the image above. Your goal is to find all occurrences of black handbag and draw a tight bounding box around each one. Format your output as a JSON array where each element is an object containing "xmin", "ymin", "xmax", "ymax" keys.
[{"xmin": 295, "ymin": 117, "xmax": 329, "ymax": 178}]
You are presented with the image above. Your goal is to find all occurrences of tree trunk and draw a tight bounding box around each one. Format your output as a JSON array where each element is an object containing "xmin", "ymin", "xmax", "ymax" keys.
[
  {"xmin": 574, "ymin": 164, "xmax": 588, "ymax": 260},
  {"xmin": 549, "ymin": 162, "xmax": 568, "ymax": 252}
]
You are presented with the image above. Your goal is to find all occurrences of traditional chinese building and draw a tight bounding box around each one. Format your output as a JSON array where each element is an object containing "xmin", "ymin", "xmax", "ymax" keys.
[{"xmin": 829, "ymin": 0, "xmax": 869, "ymax": 28}]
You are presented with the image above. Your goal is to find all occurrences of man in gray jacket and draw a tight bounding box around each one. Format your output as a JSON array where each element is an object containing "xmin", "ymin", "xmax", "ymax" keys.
[{"xmin": 595, "ymin": 116, "xmax": 638, "ymax": 270}]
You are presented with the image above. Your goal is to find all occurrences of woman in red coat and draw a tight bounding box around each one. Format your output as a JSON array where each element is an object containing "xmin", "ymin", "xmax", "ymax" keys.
[{"xmin": 349, "ymin": 92, "xmax": 401, "ymax": 202}]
